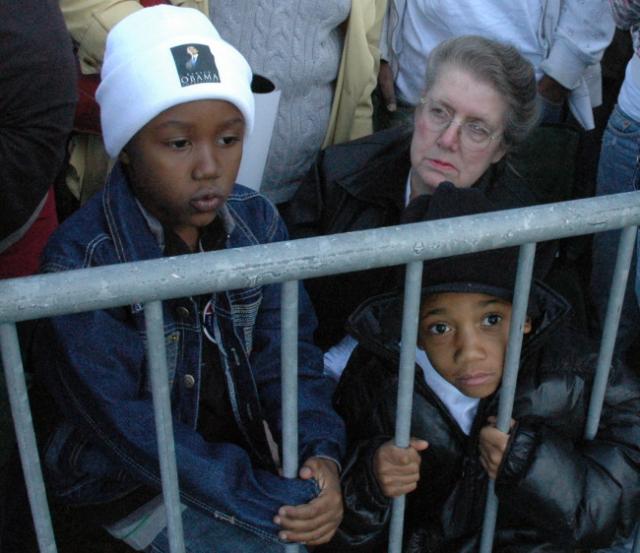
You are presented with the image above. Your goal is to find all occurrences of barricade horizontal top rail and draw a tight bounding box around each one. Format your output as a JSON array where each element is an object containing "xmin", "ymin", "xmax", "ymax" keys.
[{"xmin": 1, "ymin": 192, "xmax": 640, "ymax": 323}]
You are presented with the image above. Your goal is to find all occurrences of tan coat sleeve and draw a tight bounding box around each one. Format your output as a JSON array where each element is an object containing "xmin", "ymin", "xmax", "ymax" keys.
[
  {"xmin": 60, "ymin": 0, "xmax": 143, "ymax": 74},
  {"xmin": 60, "ymin": 0, "xmax": 209, "ymax": 74},
  {"xmin": 323, "ymin": 0, "xmax": 387, "ymax": 148}
]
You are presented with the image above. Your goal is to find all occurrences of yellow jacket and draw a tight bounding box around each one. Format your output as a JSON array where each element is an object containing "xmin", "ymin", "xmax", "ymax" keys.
[
  {"xmin": 61, "ymin": 0, "xmax": 385, "ymax": 147},
  {"xmin": 61, "ymin": 0, "xmax": 209, "ymax": 74},
  {"xmin": 323, "ymin": 0, "xmax": 387, "ymax": 147}
]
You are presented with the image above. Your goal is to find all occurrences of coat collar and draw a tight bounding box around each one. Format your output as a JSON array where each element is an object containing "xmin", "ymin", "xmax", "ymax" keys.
[
  {"xmin": 331, "ymin": 127, "xmax": 525, "ymax": 212},
  {"xmin": 333, "ymin": 127, "xmax": 413, "ymax": 209}
]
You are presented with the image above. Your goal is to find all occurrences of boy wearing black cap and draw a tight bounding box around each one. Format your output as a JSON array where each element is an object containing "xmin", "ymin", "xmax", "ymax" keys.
[
  {"xmin": 31, "ymin": 6, "xmax": 344, "ymax": 552},
  {"xmin": 329, "ymin": 184, "xmax": 640, "ymax": 552}
]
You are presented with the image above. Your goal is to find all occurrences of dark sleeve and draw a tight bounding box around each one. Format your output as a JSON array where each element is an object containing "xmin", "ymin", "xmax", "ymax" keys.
[
  {"xmin": 281, "ymin": 148, "xmax": 357, "ymax": 350},
  {"xmin": 0, "ymin": 0, "xmax": 77, "ymax": 242},
  {"xmin": 496, "ymin": 363, "xmax": 640, "ymax": 548},
  {"xmin": 248, "ymin": 199, "xmax": 346, "ymax": 466},
  {"xmin": 280, "ymin": 149, "xmax": 334, "ymax": 240},
  {"xmin": 328, "ymin": 349, "xmax": 398, "ymax": 550},
  {"xmin": 502, "ymin": 123, "xmax": 582, "ymax": 206},
  {"xmin": 332, "ymin": 436, "xmax": 393, "ymax": 550}
]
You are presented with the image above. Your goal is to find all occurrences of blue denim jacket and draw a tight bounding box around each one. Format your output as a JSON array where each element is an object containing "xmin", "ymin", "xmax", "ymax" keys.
[{"xmin": 34, "ymin": 164, "xmax": 345, "ymax": 541}]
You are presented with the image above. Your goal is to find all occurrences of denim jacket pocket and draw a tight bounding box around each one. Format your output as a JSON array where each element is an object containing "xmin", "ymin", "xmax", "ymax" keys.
[{"xmin": 43, "ymin": 421, "xmax": 136, "ymax": 504}]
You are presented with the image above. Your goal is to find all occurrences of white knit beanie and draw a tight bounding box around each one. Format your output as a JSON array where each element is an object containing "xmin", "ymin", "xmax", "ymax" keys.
[{"xmin": 97, "ymin": 5, "xmax": 254, "ymax": 157}]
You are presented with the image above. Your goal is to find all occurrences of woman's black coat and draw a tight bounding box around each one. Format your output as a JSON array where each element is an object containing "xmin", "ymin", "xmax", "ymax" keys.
[
  {"xmin": 282, "ymin": 124, "xmax": 581, "ymax": 350},
  {"xmin": 281, "ymin": 126, "xmax": 545, "ymax": 349},
  {"xmin": 330, "ymin": 284, "xmax": 640, "ymax": 552}
]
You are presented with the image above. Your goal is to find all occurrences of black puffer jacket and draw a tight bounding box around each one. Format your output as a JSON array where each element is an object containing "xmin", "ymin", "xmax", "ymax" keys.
[{"xmin": 330, "ymin": 284, "xmax": 640, "ymax": 552}]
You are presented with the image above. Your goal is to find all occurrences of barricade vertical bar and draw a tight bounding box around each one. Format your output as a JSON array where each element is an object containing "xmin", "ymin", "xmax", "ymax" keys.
[
  {"xmin": 281, "ymin": 280, "xmax": 299, "ymax": 553},
  {"xmin": 143, "ymin": 301, "xmax": 185, "ymax": 553},
  {"xmin": 479, "ymin": 242, "xmax": 536, "ymax": 553},
  {"xmin": 0, "ymin": 322, "xmax": 57, "ymax": 553},
  {"xmin": 585, "ymin": 225, "xmax": 636, "ymax": 440},
  {"xmin": 585, "ymin": 226, "xmax": 637, "ymax": 553},
  {"xmin": 388, "ymin": 261, "xmax": 424, "ymax": 553}
]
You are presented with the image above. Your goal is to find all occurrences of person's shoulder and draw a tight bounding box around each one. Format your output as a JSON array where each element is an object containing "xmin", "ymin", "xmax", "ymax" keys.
[
  {"xmin": 41, "ymin": 193, "xmax": 115, "ymax": 273},
  {"xmin": 520, "ymin": 286, "xmax": 597, "ymax": 389},
  {"xmin": 328, "ymin": 125, "xmax": 412, "ymax": 152},
  {"xmin": 333, "ymin": 343, "xmax": 398, "ymax": 432},
  {"xmin": 527, "ymin": 314, "xmax": 597, "ymax": 377},
  {"xmin": 227, "ymin": 184, "xmax": 278, "ymax": 218},
  {"xmin": 506, "ymin": 122, "xmax": 582, "ymax": 205},
  {"xmin": 228, "ymin": 183, "xmax": 263, "ymax": 200},
  {"xmin": 326, "ymin": 125, "xmax": 412, "ymax": 156},
  {"xmin": 335, "ymin": 293, "xmax": 405, "ymax": 411},
  {"xmin": 513, "ymin": 322, "xmax": 597, "ymax": 432},
  {"xmin": 226, "ymin": 184, "xmax": 284, "ymax": 245},
  {"xmin": 319, "ymin": 126, "xmax": 413, "ymax": 179}
]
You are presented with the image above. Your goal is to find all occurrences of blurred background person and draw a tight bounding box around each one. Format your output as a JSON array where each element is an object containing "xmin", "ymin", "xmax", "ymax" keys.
[
  {"xmin": 377, "ymin": 0, "xmax": 614, "ymax": 130},
  {"xmin": 284, "ymin": 36, "xmax": 571, "ymax": 375},
  {"xmin": 591, "ymin": 0, "xmax": 640, "ymax": 384},
  {"xmin": 59, "ymin": 0, "xmax": 386, "ymax": 207},
  {"xmin": 0, "ymin": 0, "xmax": 76, "ymax": 549}
]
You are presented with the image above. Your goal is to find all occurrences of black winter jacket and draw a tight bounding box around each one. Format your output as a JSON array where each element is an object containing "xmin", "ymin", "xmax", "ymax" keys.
[
  {"xmin": 0, "ymin": 0, "xmax": 76, "ymax": 249},
  {"xmin": 282, "ymin": 126, "xmax": 544, "ymax": 349},
  {"xmin": 330, "ymin": 284, "xmax": 640, "ymax": 552}
]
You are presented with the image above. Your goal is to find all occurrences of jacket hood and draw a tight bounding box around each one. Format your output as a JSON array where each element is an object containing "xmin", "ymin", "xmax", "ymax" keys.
[{"xmin": 346, "ymin": 280, "xmax": 571, "ymax": 364}]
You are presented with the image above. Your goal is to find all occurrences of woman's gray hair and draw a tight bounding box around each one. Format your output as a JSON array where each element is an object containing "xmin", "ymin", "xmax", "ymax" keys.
[{"xmin": 423, "ymin": 35, "xmax": 539, "ymax": 149}]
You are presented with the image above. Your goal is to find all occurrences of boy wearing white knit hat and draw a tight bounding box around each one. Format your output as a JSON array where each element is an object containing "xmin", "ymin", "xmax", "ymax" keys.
[{"xmin": 31, "ymin": 6, "xmax": 345, "ymax": 552}]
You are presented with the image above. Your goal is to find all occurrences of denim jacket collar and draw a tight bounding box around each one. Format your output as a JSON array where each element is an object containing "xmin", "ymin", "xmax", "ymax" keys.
[{"xmin": 102, "ymin": 163, "xmax": 236, "ymax": 261}]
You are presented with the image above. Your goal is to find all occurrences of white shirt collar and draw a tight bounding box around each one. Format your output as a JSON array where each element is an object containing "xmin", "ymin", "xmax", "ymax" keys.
[
  {"xmin": 404, "ymin": 171, "xmax": 412, "ymax": 207},
  {"xmin": 415, "ymin": 348, "xmax": 480, "ymax": 435}
]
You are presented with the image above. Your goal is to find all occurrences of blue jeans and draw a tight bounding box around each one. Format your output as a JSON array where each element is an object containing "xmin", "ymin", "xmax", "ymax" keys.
[
  {"xmin": 147, "ymin": 506, "xmax": 308, "ymax": 553},
  {"xmin": 591, "ymin": 104, "xmax": 640, "ymax": 357}
]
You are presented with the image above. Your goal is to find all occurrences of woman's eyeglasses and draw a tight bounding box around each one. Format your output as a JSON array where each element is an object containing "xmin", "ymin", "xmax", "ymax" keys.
[{"xmin": 419, "ymin": 97, "xmax": 502, "ymax": 151}]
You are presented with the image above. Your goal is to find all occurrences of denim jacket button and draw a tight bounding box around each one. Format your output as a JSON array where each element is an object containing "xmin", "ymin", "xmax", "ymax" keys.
[
  {"xmin": 183, "ymin": 374, "xmax": 195, "ymax": 388},
  {"xmin": 176, "ymin": 306, "xmax": 191, "ymax": 320}
]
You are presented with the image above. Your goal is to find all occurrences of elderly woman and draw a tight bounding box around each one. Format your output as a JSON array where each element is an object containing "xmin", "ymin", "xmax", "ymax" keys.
[{"xmin": 284, "ymin": 35, "xmax": 552, "ymax": 364}]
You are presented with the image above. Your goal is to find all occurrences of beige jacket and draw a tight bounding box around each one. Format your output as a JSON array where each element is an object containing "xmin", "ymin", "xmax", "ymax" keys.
[
  {"xmin": 62, "ymin": 0, "xmax": 385, "ymax": 145},
  {"xmin": 61, "ymin": 0, "xmax": 209, "ymax": 74},
  {"xmin": 323, "ymin": 0, "xmax": 387, "ymax": 147}
]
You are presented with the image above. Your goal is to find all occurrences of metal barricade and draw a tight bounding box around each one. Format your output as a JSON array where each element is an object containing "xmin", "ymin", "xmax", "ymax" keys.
[{"xmin": 1, "ymin": 191, "xmax": 639, "ymax": 553}]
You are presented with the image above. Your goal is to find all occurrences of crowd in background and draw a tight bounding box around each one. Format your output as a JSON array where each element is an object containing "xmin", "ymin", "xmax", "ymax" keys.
[{"xmin": 1, "ymin": 1, "xmax": 640, "ymax": 552}]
